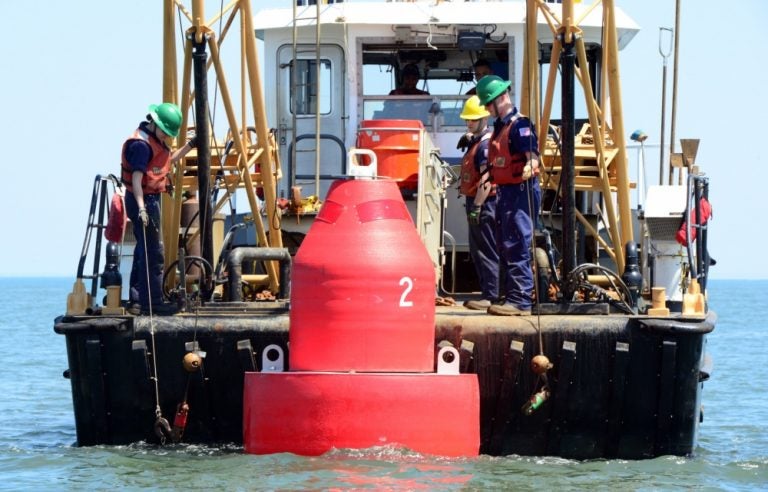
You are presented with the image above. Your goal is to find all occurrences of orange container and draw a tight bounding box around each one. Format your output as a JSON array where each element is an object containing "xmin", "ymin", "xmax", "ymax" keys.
[{"xmin": 356, "ymin": 119, "xmax": 423, "ymax": 190}]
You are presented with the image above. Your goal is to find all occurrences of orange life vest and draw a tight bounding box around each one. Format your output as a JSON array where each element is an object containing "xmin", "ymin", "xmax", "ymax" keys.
[
  {"xmin": 120, "ymin": 128, "xmax": 171, "ymax": 194},
  {"xmin": 460, "ymin": 132, "xmax": 494, "ymax": 197},
  {"xmin": 488, "ymin": 114, "xmax": 538, "ymax": 185}
]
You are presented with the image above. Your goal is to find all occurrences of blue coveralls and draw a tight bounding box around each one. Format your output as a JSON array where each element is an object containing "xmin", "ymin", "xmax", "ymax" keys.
[
  {"xmin": 492, "ymin": 110, "xmax": 541, "ymax": 310},
  {"xmin": 464, "ymin": 132, "xmax": 499, "ymax": 302},
  {"xmin": 123, "ymin": 122, "xmax": 167, "ymax": 309}
]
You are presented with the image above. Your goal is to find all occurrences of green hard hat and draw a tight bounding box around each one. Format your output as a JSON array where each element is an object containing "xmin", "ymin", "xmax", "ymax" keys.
[
  {"xmin": 476, "ymin": 75, "xmax": 511, "ymax": 106},
  {"xmin": 148, "ymin": 102, "xmax": 182, "ymax": 137}
]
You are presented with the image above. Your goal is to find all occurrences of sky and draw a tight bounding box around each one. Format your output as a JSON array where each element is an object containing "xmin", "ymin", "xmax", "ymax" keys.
[{"xmin": 0, "ymin": 0, "xmax": 764, "ymax": 279}]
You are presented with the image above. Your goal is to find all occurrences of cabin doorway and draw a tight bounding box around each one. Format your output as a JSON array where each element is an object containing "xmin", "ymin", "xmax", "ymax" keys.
[{"xmin": 277, "ymin": 44, "xmax": 346, "ymax": 200}]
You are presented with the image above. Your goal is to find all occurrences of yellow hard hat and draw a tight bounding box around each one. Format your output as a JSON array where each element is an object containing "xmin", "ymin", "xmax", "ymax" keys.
[{"xmin": 460, "ymin": 95, "xmax": 490, "ymax": 120}]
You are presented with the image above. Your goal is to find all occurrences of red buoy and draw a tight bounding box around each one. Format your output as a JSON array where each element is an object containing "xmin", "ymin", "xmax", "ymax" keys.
[
  {"xmin": 289, "ymin": 178, "xmax": 436, "ymax": 372},
  {"xmin": 244, "ymin": 175, "xmax": 480, "ymax": 456},
  {"xmin": 243, "ymin": 371, "xmax": 479, "ymax": 457}
]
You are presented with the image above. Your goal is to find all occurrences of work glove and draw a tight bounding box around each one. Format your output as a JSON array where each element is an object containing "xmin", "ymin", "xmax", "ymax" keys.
[
  {"xmin": 522, "ymin": 163, "xmax": 533, "ymax": 180},
  {"xmin": 187, "ymin": 134, "xmax": 198, "ymax": 149},
  {"xmin": 456, "ymin": 133, "xmax": 472, "ymax": 152},
  {"xmin": 468, "ymin": 205, "xmax": 482, "ymax": 226},
  {"xmin": 138, "ymin": 207, "xmax": 149, "ymax": 227}
]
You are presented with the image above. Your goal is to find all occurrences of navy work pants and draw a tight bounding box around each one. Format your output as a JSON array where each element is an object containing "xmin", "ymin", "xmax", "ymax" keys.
[
  {"xmin": 466, "ymin": 195, "xmax": 499, "ymax": 301},
  {"xmin": 496, "ymin": 177, "xmax": 540, "ymax": 310},
  {"xmin": 125, "ymin": 192, "xmax": 165, "ymax": 308}
]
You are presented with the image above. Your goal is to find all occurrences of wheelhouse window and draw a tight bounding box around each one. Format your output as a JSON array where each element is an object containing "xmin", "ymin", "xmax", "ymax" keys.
[
  {"xmin": 291, "ymin": 58, "xmax": 332, "ymax": 115},
  {"xmin": 360, "ymin": 42, "xmax": 510, "ymax": 130}
]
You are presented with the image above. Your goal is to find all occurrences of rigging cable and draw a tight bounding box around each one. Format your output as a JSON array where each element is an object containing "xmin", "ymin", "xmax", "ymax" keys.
[
  {"xmin": 141, "ymin": 221, "xmax": 171, "ymax": 444},
  {"xmin": 519, "ymin": 1, "xmax": 550, "ymax": 415},
  {"xmin": 523, "ymin": 0, "xmax": 545, "ymax": 359}
]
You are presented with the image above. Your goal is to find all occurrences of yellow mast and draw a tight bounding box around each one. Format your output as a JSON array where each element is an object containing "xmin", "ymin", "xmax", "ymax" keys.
[
  {"xmin": 161, "ymin": 1, "xmax": 283, "ymax": 295},
  {"xmin": 161, "ymin": 0, "xmax": 178, "ymax": 279},
  {"xmin": 532, "ymin": 0, "xmax": 632, "ymax": 274}
]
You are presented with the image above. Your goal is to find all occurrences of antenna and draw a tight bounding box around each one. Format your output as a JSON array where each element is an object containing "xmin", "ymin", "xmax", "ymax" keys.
[{"xmin": 657, "ymin": 27, "xmax": 673, "ymax": 186}]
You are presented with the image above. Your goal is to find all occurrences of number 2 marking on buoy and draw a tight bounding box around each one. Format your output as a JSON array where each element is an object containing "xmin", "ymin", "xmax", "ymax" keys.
[{"xmin": 399, "ymin": 277, "xmax": 414, "ymax": 307}]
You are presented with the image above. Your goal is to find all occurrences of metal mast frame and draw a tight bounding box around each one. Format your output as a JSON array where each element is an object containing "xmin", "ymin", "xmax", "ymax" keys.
[
  {"xmin": 161, "ymin": 0, "xmax": 283, "ymax": 294},
  {"xmin": 530, "ymin": 0, "xmax": 632, "ymax": 275}
]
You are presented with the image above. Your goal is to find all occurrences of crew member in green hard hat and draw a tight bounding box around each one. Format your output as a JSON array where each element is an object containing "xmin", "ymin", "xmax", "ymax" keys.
[
  {"xmin": 120, "ymin": 102, "xmax": 196, "ymax": 315},
  {"xmin": 458, "ymin": 96, "xmax": 499, "ymax": 311},
  {"xmin": 476, "ymin": 75, "xmax": 541, "ymax": 316}
]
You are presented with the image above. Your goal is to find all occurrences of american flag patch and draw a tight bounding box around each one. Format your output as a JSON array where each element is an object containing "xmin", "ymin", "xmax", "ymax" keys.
[{"xmin": 518, "ymin": 127, "xmax": 531, "ymax": 137}]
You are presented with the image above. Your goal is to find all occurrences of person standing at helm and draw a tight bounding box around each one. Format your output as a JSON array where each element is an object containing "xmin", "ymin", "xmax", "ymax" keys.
[
  {"xmin": 459, "ymin": 96, "xmax": 500, "ymax": 310},
  {"xmin": 465, "ymin": 59, "xmax": 493, "ymax": 95},
  {"xmin": 121, "ymin": 102, "xmax": 196, "ymax": 314},
  {"xmin": 476, "ymin": 75, "xmax": 541, "ymax": 316},
  {"xmin": 389, "ymin": 63, "xmax": 430, "ymax": 95}
]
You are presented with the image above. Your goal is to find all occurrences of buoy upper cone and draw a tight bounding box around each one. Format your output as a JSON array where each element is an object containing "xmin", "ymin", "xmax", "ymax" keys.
[{"xmin": 289, "ymin": 178, "xmax": 436, "ymax": 372}]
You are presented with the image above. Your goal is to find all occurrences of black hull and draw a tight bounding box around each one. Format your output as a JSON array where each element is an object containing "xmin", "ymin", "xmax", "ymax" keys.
[{"xmin": 55, "ymin": 307, "xmax": 714, "ymax": 459}]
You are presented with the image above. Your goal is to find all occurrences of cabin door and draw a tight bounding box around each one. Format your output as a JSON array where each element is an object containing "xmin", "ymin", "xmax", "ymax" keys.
[{"xmin": 277, "ymin": 44, "xmax": 345, "ymax": 200}]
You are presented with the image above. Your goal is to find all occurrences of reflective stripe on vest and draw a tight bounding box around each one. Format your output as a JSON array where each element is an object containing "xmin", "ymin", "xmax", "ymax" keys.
[
  {"xmin": 460, "ymin": 132, "xmax": 494, "ymax": 197},
  {"xmin": 488, "ymin": 115, "xmax": 528, "ymax": 185},
  {"xmin": 121, "ymin": 129, "xmax": 171, "ymax": 194}
]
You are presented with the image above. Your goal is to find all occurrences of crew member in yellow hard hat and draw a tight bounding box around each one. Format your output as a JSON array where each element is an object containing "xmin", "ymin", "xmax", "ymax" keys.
[
  {"xmin": 458, "ymin": 96, "xmax": 499, "ymax": 310},
  {"xmin": 476, "ymin": 76, "xmax": 541, "ymax": 316},
  {"xmin": 120, "ymin": 102, "xmax": 196, "ymax": 315}
]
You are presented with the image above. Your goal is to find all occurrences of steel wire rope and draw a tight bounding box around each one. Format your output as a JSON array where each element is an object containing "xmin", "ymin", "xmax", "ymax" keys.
[
  {"xmin": 168, "ymin": 2, "xmax": 225, "ymax": 443},
  {"xmin": 140, "ymin": 221, "xmax": 168, "ymax": 443},
  {"xmin": 166, "ymin": 4, "xmax": 223, "ymax": 431},
  {"xmin": 513, "ymin": 1, "xmax": 554, "ymax": 411},
  {"xmin": 522, "ymin": 2, "xmax": 545, "ymax": 360},
  {"xmin": 177, "ymin": 0, "xmax": 233, "ymax": 289},
  {"xmin": 540, "ymin": 124, "xmax": 563, "ymax": 232},
  {"xmin": 142, "ymin": 1, "xmax": 237, "ymax": 445},
  {"xmin": 207, "ymin": 0, "xmax": 233, "ymax": 220},
  {"xmin": 190, "ymin": 0, "xmax": 226, "ymax": 356}
]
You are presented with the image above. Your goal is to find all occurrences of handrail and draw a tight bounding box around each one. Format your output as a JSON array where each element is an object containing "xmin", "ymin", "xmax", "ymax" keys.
[
  {"xmin": 689, "ymin": 174, "xmax": 710, "ymax": 291},
  {"xmin": 76, "ymin": 174, "xmax": 121, "ymax": 300},
  {"xmin": 288, "ymin": 133, "xmax": 347, "ymax": 183}
]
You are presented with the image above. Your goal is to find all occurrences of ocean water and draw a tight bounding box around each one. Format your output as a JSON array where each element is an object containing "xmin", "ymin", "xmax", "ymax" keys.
[{"xmin": 0, "ymin": 277, "xmax": 765, "ymax": 491}]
